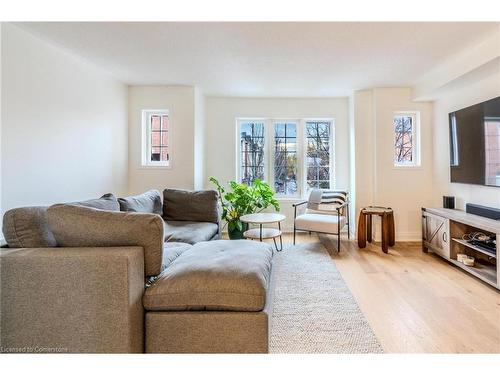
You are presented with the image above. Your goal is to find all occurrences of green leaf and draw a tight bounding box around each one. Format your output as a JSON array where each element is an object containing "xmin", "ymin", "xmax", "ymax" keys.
[
  {"xmin": 211, "ymin": 177, "xmax": 280, "ymax": 220},
  {"xmin": 235, "ymin": 220, "xmax": 242, "ymax": 231}
]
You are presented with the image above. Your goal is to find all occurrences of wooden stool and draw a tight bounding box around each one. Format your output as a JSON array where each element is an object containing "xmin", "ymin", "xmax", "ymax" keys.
[{"xmin": 357, "ymin": 206, "xmax": 395, "ymax": 253}]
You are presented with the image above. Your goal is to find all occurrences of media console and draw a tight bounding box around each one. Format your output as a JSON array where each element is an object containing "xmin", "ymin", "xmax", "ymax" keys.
[{"xmin": 422, "ymin": 207, "xmax": 499, "ymax": 290}]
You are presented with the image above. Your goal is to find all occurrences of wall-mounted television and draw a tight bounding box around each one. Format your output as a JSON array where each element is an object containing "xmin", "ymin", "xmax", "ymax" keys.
[{"xmin": 449, "ymin": 96, "xmax": 500, "ymax": 187}]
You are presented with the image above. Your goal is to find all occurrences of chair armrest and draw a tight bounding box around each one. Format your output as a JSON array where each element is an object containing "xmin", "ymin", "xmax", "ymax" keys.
[
  {"xmin": 335, "ymin": 202, "xmax": 349, "ymax": 212},
  {"xmin": 292, "ymin": 201, "xmax": 308, "ymax": 219},
  {"xmin": 0, "ymin": 246, "xmax": 145, "ymax": 353}
]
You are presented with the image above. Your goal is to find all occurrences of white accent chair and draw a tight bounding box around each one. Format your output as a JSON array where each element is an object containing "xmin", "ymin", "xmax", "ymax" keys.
[{"xmin": 292, "ymin": 190, "xmax": 350, "ymax": 251}]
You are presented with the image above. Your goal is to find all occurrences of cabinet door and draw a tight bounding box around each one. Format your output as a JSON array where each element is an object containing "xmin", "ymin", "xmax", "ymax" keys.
[{"xmin": 422, "ymin": 212, "xmax": 450, "ymax": 258}]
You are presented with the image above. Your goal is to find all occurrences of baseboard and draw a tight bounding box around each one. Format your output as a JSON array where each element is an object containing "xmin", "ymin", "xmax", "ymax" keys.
[
  {"xmin": 394, "ymin": 232, "xmax": 422, "ymax": 242},
  {"xmin": 283, "ymin": 229, "xmax": 421, "ymax": 242},
  {"xmin": 369, "ymin": 231, "xmax": 421, "ymax": 242}
]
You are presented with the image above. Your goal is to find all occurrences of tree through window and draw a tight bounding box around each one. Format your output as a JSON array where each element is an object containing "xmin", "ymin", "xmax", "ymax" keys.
[
  {"xmin": 306, "ymin": 121, "xmax": 332, "ymax": 189},
  {"xmin": 394, "ymin": 114, "xmax": 417, "ymax": 166},
  {"xmin": 274, "ymin": 122, "xmax": 298, "ymax": 195},
  {"xmin": 237, "ymin": 119, "xmax": 334, "ymax": 196},
  {"xmin": 240, "ymin": 122, "xmax": 265, "ymax": 185}
]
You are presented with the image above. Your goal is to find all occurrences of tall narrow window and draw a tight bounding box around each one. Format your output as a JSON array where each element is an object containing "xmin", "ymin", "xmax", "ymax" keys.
[
  {"xmin": 274, "ymin": 122, "xmax": 298, "ymax": 196},
  {"xmin": 484, "ymin": 117, "xmax": 500, "ymax": 186},
  {"xmin": 142, "ymin": 110, "xmax": 170, "ymax": 167},
  {"xmin": 306, "ymin": 121, "xmax": 332, "ymax": 189},
  {"xmin": 450, "ymin": 113, "xmax": 459, "ymax": 167},
  {"xmin": 239, "ymin": 121, "xmax": 265, "ymax": 185},
  {"xmin": 394, "ymin": 113, "xmax": 419, "ymax": 167}
]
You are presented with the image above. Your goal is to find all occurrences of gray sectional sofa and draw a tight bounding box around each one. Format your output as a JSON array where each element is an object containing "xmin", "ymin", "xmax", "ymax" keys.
[{"xmin": 0, "ymin": 189, "xmax": 274, "ymax": 353}]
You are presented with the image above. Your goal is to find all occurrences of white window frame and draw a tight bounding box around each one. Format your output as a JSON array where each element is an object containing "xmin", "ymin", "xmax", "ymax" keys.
[
  {"xmin": 270, "ymin": 119, "xmax": 302, "ymax": 199},
  {"xmin": 393, "ymin": 111, "xmax": 421, "ymax": 168},
  {"xmin": 236, "ymin": 118, "xmax": 269, "ymax": 186},
  {"xmin": 236, "ymin": 117, "xmax": 335, "ymax": 199},
  {"xmin": 141, "ymin": 109, "xmax": 171, "ymax": 168},
  {"xmin": 302, "ymin": 119, "xmax": 336, "ymax": 194}
]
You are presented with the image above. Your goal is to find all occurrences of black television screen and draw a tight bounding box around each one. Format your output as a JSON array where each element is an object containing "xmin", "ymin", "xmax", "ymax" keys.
[{"xmin": 449, "ymin": 96, "xmax": 500, "ymax": 187}]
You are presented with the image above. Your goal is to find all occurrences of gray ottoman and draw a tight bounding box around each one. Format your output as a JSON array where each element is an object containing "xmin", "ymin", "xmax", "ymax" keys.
[{"xmin": 143, "ymin": 240, "xmax": 274, "ymax": 353}]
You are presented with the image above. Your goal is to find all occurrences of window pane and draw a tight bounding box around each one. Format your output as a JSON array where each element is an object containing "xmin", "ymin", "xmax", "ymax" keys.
[
  {"xmin": 240, "ymin": 122, "xmax": 265, "ymax": 185},
  {"xmin": 274, "ymin": 122, "xmax": 298, "ymax": 195},
  {"xmin": 485, "ymin": 119, "xmax": 500, "ymax": 186},
  {"xmin": 275, "ymin": 123, "xmax": 286, "ymax": 137},
  {"xmin": 307, "ymin": 166, "xmax": 318, "ymax": 181},
  {"xmin": 307, "ymin": 179, "xmax": 319, "ymax": 189},
  {"xmin": 318, "ymin": 181, "xmax": 330, "ymax": 189},
  {"xmin": 151, "ymin": 147, "xmax": 161, "ymax": 161},
  {"xmin": 318, "ymin": 166, "xmax": 330, "ymax": 180},
  {"xmin": 285, "ymin": 138, "xmax": 297, "ymax": 152},
  {"xmin": 161, "ymin": 116, "xmax": 169, "ymax": 131},
  {"xmin": 151, "ymin": 131, "xmax": 161, "ymax": 147},
  {"xmin": 161, "ymin": 131, "xmax": 169, "ymax": 147},
  {"xmin": 160, "ymin": 147, "xmax": 169, "ymax": 162},
  {"xmin": 151, "ymin": 115, "xmax": 161, "ymax": 131},
  {"xmin": 306, "ymin": 121, "xmax": 331, "ymax": 189},
  {"xmin": 394, "ymin": 115, "xmax": 413, "ymax": 165}
]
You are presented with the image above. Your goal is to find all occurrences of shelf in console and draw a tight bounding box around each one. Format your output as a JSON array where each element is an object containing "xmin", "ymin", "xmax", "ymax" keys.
[
  {"xmin": 451, "ymin": 238, "xmax": 497, "ymax": 258},
  {"xmin": 449, "ymin": 258, "xmax": 497, "ymax": 286},
  {"xmin": 423, "ymin": 207, "xmax": 499, "ymax": 290}
]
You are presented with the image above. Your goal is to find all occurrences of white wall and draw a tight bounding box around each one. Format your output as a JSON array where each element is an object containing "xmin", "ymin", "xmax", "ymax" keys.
[
  {"xmin": 194, "ymin": 87, "xmax": 206, "ymax": 190},
  {"xmin": 204, "ymin": 96, "xmax": 350, "ymax": 231},
  {"xmin": 353, "ymin": 88, "xmax": 434, "ymax": 241},
  {"xmin": 0, "ymin": 23, "xmax": 3, "ymax": 221},
  {"xmin": 128, "ymin": 86, "xmax": 196, "ymax": 194},
  {"xmin": 432, "ymin": 68, "xmax": 500, "ymax": 210},
  {"xmin": 1, "ymin": 24, "xmax": 128, "ymax": 211}
]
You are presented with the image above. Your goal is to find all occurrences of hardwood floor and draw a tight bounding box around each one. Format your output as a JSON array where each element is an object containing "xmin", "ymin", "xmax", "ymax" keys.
[{"xmin": 283, "ymin": 232, "xmax": 500, "ymax": 353}]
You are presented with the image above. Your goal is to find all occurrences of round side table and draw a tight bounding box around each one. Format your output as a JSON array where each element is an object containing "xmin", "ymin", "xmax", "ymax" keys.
[
  {"xmin": 240, "ymin": 213, "xmax": 286, "ymax": 252},
  {"xmin": 357, "ymin": 206, "xmax": 395, "ymax": 253}
]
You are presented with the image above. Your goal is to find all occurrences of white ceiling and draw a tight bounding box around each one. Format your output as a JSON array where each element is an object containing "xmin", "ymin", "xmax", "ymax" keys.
[{"xmin": 18, "ymin": 22, "xmax": 498, "ymax": 97}]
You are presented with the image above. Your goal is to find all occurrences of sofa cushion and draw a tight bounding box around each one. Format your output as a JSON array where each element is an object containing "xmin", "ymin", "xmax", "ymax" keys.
[
  {"xmin": 2, "ymin": 206, "xmax": 57, "ymax": 248},
  {"xmin": 47, "ymin": 204, "xmax": 164, "ymax": 277},
  {"xmin": 162, "ymin": 189, "xmax": 219, "ymax": 223},
  {"xmin": 143, "ymin": 240, "xmax": 273, "ymax": 312},
  {"xmin": 146, "ymin": 242, "xmax": 194, "ymax": 287},
  {"xmin": 295, "ymin": 213, "xmax": 346, "ymax": 234},
  {"xmin": 118, "ymin": 190, "xmax": 162, "ymax": 215},
  {"xmin": 161, "ymin": 242, "xmax": 193, "ymax": 270},
  {"xmin": 164, "ymin": 220, "xmax": 218, "ymax": 244},
  {"xmin": 70, "ymin": 193, "xmax": 120, "ymax": 211}
]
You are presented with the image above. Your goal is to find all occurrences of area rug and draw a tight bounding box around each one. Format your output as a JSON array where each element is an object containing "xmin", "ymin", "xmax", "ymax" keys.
[{"xmin": 269, "ymin": 241, "xmax": 383, "ymax": 353}]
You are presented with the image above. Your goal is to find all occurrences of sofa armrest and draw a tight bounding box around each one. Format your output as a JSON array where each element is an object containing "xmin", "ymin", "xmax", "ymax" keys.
[
  {"xmin": 0, "ymin": 246, "xmax": 144, "ymax": 353},
  {"xmin": 47, "ymin": 204, "xmax": 164, "ymax": 276}
]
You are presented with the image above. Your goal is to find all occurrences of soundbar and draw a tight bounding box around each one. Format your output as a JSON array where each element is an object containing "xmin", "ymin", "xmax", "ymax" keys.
[{"xmin": 466, "ymin": 203, "xmax": 500, "ymax": 221}]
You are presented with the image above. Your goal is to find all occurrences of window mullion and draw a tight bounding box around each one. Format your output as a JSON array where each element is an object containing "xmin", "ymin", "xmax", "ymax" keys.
[
  {"xmin": 330, "ymin": 120, "xmax": 335, "ymax": 189},
  {"xmin": 148, "ymin": 114, "xmax": 153, "ymax": 164},
  {"xmin": 267, "ymin": 119, "xmax": 273, "ymax": 186}
]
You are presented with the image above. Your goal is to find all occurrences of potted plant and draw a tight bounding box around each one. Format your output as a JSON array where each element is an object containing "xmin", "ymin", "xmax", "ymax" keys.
[{"xmin": 210, "ymin": 177, "xmax": 280, "ymax": 239}]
